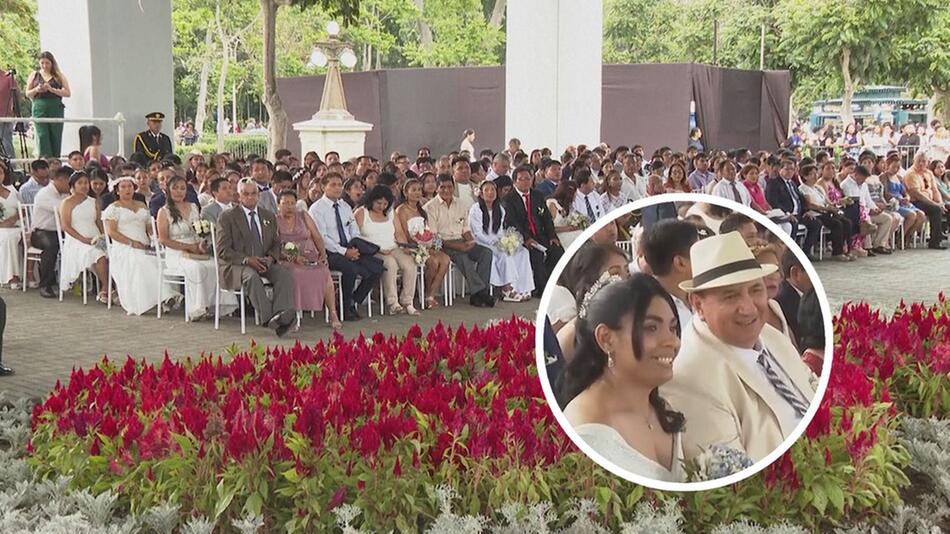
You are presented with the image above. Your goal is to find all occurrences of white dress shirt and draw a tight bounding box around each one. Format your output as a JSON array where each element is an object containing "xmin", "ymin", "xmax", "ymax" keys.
[
  {"xmin": 309, "ymin": 195, "xmax": 361, "ymax": 255},
  {"xmin": 573, "ymin": 190, "xmax": 605, "ymax": 222},
  {"xmin": 32, "ymin": 183, "xmax": 68, "ymax": 231},
  {"xmin": 620, "ymin": 171, "xmax": 647, "ymax": 202},
  {"xmin": 731, "ymin": 342, "xmax": 806, "ymax": 429},
  {"xmin": 240, "ymin": 205, "xmax": 264, "ymax": 244},
  {"xmin": 839, "ymin": 177, "xmax": 875, "ymax": 209},
  {"xmin": 711, "ymin": 179, "xmax": 752, "ymax": 206}
]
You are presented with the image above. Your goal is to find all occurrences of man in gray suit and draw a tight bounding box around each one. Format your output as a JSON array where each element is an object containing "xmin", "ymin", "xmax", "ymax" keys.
[
  {"xmin": 201, "ymin": 177, "xmax": 235, "ymax": 224},
  {"xmin": 215, "ymin": 178, "xmax": 296, "ymax": 336}
]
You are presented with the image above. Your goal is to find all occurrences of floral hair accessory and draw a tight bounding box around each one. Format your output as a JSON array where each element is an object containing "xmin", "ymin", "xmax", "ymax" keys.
[{"xmin": 577, "ymin": 271, "xmax": 623, "ymax": 320}]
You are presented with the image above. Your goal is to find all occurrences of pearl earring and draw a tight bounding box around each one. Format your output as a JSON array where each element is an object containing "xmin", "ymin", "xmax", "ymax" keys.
[{"xmin": 607, "ymin": 352, "xmax": 615, "ymax": 368}]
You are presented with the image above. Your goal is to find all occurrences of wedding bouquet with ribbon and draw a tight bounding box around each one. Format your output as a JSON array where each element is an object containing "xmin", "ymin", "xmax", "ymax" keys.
[
  {"xmin": 411, "ymin": 226, "xmax": 440, "ymax": 266},
  {"xmin": 283, "ymin": 241, "xmax": 300, "ymax": 260},
  {"xmin": 497, "ymin": 227, "xmax": 524, "ymax": 256},
  {"xmin": 566, "ymin": 211, "xmax": 591, "ymax": 230}
]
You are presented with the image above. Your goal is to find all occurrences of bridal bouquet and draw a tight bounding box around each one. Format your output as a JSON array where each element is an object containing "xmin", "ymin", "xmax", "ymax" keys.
[
  {"xmin": 497, "ymin": 227, "xmax": 523, "ymax": 256},
  {"xmin": 411, "ymin": 244, "xmax": 430, "ymax": 266},
  {"xmin": 566, "ymin": 211, "xmax": 590, "ymax": 230},
  {"xmin": 411, "ymin": 226, "xmax": 442, "ymax": 265},
  {"xmin": 0, "ymin": 204, "xmax": 5, "ymax": 221},
  {"xmin": 283, "ymin": 241, "xmax": 300, "ymax": 260},
  {"xmin": 690, "ymin": 444, "xmax": 754, "ymax": 481},
  {"xmin": 191, "ymin": 219, "xmax": 212, "ymax": 241}
]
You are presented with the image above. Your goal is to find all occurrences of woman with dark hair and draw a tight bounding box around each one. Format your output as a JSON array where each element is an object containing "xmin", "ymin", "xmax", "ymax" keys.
[
  {"xmin": 395, "ymin": 178, "xmax": 449, "ymax": 309},
  {"xmin": 87, "ymin": 168, "xmax": 109, "ymax": 202},
  {"xmin": 79, "ymin": 125, "xmax": 111, "ymax": 170},
  {"xmin": 546, "ymin": 180, "xmax": 582, "ymax": 248},
  {"xmin": 26, "ymin": 51, "xmax": 71, "ymax": 157},
  {"xmin": 342, "ymin": 177, "xmax": 365, "ymax": 209},
  {"xmin": 529, "ymin": 149, "xmax": 542, "ymax": 170},
  {"xmin": 276, "ymin": 190, "xmax": 341, "ymax": 330},
  {"xmin": 797, "ymin": 289, "xmax": 825, "ymax": 376},
  {"xmin": 420, "ymin": 171, "xmax": 438, "ymax": 201},
  {"xmin": 58, "ymin": 171, "xmax": 110, "ymax": 302},
  {"xmin": 558, "ymin": 274, "xmax": 686, "ymax": 481},
  {"xmin": 157, "ymin": 175, "xmax": 233, "ymax": 321},
  {"xmin": 459, "ymin": 128, "xmax": 476, "ymax": 156},
  {"xmin": 468, "ymin": 180, "xmax": 533, "ymax": 302},
  {"xmin": 665, "ymin": 161, "xmax": 691, "ymax": 193},
  {"xmin": 0, "ymin": 161, "xmax": 23, "ymax": 289},
  {"xmin": 355, "ymin": 185, "xmax": 419, "ymax": 315}
]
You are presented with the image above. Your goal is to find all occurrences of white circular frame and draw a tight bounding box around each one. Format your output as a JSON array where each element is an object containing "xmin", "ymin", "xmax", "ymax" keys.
[{"xmin": 534, "ymin": 193, "xmax": 835, "ymax": 492}]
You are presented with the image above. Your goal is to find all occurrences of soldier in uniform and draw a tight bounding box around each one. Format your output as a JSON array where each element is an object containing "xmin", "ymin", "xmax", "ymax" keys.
[{"xmin": 132, "ymin": 111, "xmax": 173, "ymax": 163}]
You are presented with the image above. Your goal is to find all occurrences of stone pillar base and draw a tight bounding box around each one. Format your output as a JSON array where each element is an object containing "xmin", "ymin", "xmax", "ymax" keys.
[{"xmin": 293, "ymin": 117, "xmax": 374, "ymax": 161}]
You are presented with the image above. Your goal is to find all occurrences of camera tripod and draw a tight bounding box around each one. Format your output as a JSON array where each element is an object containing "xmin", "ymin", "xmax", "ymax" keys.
[{"xmin": 1, "ymin": 69, "xmax": 31, "ymax": 183}]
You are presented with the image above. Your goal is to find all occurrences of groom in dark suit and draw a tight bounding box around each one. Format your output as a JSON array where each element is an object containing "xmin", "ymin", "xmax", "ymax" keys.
[
  {"xmin": 215, "ymin": 178, "xmax": 296, "ymax": 336},
  {"xmin": 502, "ymin": 165, "xmax": 564, "ymax": 297}
]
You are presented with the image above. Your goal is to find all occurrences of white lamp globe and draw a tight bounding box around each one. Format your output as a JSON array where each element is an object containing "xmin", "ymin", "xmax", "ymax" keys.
[
  {"xmin": 340, "ymin": 48, "xmax": 357, "ymax": 69},
  {"xmin": 326, "ymin": 21, "xmax": 341, "ymax": 37},
  {"xmin": 309, "ymin": 48, "xmax": 328, "ymax": 68}
]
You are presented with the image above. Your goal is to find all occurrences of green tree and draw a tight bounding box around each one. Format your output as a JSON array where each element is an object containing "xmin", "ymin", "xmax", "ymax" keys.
[
  {"xmin": 402, "ymin": 0, "xmax": 504, "ymax": 67},
  {"xmin": 892, "ymin": 4, "xmax": 950, "ymax": 124},
  {"xmin": 775, "ymin": 0, "xmax": 939, "ymax": 126},
  {"xmin": 0, "ymin": 0, "xmax": 40, "ymax": 112}
]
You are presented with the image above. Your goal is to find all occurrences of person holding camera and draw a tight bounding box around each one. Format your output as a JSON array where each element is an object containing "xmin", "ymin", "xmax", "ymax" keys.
[
  {"xmin": 26, "ymin": 52, "xmax": 71, "ymax": 158},
  {"xmin": 0, "ymin": 68, "xmax": 18, "ymax": 159}
]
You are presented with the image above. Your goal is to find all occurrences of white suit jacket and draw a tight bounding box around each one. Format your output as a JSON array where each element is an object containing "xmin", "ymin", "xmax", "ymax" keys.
[{"xmin": 661, "ymin": 315, "xmax": 816, "ymax": 463}]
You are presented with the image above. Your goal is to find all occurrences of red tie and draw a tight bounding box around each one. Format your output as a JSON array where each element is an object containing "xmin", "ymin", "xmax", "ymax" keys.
[{"xmin": 524, "ymin": 192, "xmax": 537, "ymax": 235}]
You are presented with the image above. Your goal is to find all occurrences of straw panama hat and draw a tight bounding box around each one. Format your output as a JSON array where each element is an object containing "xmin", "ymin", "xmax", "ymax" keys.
[{"xmin": 679, "ymin": 231, "xmax": 778, "ymax": 292}]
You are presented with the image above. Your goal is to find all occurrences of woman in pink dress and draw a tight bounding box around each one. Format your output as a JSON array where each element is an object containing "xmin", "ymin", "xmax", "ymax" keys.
[{"xmin": 275, "ymin": 190, "xmax": 342, "ymax": 330}]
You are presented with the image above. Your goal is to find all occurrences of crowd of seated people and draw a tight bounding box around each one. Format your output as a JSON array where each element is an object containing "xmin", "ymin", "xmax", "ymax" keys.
[{"xmin": 1, "ymin": 131, "xmax": 946, "ymax": 337}]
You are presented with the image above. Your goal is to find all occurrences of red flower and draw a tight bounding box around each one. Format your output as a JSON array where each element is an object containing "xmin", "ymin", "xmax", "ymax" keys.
[{"xmin": 327, "ymin": 486, "xmax": 347, "ymax": 510}]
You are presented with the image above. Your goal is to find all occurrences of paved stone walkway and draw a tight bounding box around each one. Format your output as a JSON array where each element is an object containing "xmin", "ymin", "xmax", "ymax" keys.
[{"xmin": 0, "ymin": 288, "xmax": 535, "ymax": 402}]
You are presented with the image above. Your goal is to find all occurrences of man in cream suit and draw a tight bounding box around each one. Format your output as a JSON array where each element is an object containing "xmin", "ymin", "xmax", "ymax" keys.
[{"xmin": 662, "ymin": 232, "xmax": 816, "ymax": 462}]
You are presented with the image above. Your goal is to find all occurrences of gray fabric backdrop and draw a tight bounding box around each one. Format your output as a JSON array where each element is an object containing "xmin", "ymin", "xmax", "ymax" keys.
[{"xmin": 277, "ymin": 63, "xmax": 790, "ymax": 160}]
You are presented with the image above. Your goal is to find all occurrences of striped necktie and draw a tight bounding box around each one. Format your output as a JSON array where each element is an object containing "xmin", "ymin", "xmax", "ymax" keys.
[{"xmin": 757, "ymin": 348, "xmax": 808, "ymax": 418}]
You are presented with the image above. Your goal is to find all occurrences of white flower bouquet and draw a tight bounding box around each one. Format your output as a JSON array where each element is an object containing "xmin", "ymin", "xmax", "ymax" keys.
[
  {"xmin": 283, "ymin": 241, "xmax": 300, "ymax": 260},
  {"xmin": 411, "ymin": 244, "xmax": 431, "ymax": 266},
  {"xmin": 191, "ymin": 219, "xmax": 212, "ymax": 240},
  {"xmin": 691, "ymin": 444, "xmax": 754, "ymax": 481},
  {"xmin": 497, "ymin": 227, "xmax": 524, "ymax": 256},
  {"xmin": 566, "ymin": 211, "xmax": 590, "ymax": 231}
]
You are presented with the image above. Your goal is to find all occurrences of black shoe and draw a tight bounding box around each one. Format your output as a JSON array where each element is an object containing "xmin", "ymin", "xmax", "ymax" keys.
[
  {"xmin": 469, "ymin": 295, "xmax": 488, "ymax": 307},
  {"xmin": 872, "ymin": 247, "xmax": 892, "ymax": 255},
  {"xmin": 928, "ymin": 243, "xmax": 948, "ymax": 250},
  {"xmin": 866, "ymin": 249, "xmax": 877, "ymax": 257},
  {"xmin": 481, "ymin": 291, "xmax": 496, "ymax": 307},
  {"xmin": 275, "ymin": 322, "xmax": 291, "ymax": 338},
  {"xmin": 39, "ymin": 286, "xmax": 56, "ymax": 298},
  {"xmin": 0, "ymin": 364, "xmax": 14, "ymax": 377},
  {"xmin": 344, "ymin": 306, "xmax": 361, "ymax": 321}
]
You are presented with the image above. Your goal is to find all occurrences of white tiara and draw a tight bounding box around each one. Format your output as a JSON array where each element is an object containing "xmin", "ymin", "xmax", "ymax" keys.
[{"xmin": 577, "ymin": 271, "xmax": 623, "ymax": 320}]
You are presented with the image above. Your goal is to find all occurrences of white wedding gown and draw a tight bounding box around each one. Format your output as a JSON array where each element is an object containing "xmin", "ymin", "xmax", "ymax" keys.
[
  {"xmin": 60, "ymin": 197, "xmax": 106, "ymax": 287},
  {"xmin": 0, "ymin": 185, "xmax": 22, "ymax": 284},
  {"xmin": 103, "ymin": 204, "xmax": 172, "ymax": 315},
  {"xmin": 547, "ymin": 199, "xmax": 583, "ymax": 250},
  {"xmin": 163, "ymin": 206, "xmax": 236, "ymax": 320},
  {"xmin": 468, "ymin": 203, "xmax": 534, "ymax": 295},
  {"xmin": 575, "ymin": 423, "xmax": 687, "ymax": 482}
]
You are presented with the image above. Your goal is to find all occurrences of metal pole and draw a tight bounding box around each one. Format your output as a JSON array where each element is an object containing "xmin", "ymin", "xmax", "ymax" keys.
[
  {"xmin": 713, "ymin": 19, "xmax": 719, "ymax": 65},
  {"xmin": 759, "ymin": 23, "xmax": 766, "ymax": 70}
]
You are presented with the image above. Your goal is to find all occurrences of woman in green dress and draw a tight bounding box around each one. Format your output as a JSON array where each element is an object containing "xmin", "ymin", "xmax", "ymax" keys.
[{"xmin": 26, "ymin": 52, "xmax": 71, "ymax": 158}]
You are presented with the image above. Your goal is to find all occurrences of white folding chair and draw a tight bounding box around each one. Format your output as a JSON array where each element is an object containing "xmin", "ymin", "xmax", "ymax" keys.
[
  {"xmin": 210, "ymin": 223, "xmax": 249, "ymax": 333},
  {"xmin": 17, "ymin": 204, "xmax": 43, "ymax": 293},
  {"xmin": 615, "ymin": 240, "xmax": 633, "ymax": 255},
  {"xmin": 151, "ymin": 217, "xmax": 187, "ymax": 321},
  {"xmin": 102, "ymin": 225, "xmax": 115, "ymax": 309},
  {"xmin": 53, "ymin": 208, "xmax": 90, "ymax": 304}
]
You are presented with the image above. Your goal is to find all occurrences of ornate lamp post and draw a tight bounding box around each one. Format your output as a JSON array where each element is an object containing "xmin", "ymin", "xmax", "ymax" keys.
[
  {"xmin": 308, "ymin": 21, "xmax": 359, "ymax": 121},
  {"xmin": 293, "ymin": 21, "xmax": 372, "ymax": 161}
]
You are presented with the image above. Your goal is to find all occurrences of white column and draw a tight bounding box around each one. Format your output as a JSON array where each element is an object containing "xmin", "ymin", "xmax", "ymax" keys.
[
  {"xmin": 505, "ymin": 0, "xmax": 602, "ymax": 154},
  {"xmin": 37, "ymin": 0, "xmax": 174, "ymax": 157}
]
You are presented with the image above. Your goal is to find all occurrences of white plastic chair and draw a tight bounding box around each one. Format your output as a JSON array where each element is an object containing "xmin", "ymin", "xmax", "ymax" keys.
[
  {"xmin": 210, "ymin": 223, "xmax": 251, "ymax": 334},
  {"xmin": 17, "ymin": 204, "xmax": 43, "ymax": 293},
  {"xmin": 53, "ymin": 208, "xmax": 90, "ymax": 304},
  {"xmin": 151, "ymin": 217, "xmax": 188, "ymax": 321}
]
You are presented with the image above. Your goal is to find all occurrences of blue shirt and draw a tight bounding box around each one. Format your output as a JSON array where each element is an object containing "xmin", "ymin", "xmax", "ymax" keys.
[
  {"xmin": 18, "ymin": 177, "xmax": 44, "ymax": 204},
  {"xmin": 536, "ymin": 179, "xmax": 557, "ymax": 198},
  {"xmin": 308, "ymin": 195, "xmax": 362, "ymax": 255}
]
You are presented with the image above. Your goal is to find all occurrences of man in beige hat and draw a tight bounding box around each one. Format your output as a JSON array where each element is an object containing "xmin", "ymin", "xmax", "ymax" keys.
[{"xmin": 662, "ymin": 232, "xmax": 816, "ymax": 463}]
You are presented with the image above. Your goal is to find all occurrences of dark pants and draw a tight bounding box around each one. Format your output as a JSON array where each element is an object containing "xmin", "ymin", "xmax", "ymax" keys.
[
  {"xmin": 795, "ymin": 215, "xmax": 823, "ymax": 256},
  {"xmin": 31, "ymin": 229, "xmax": 59, "ymax": 290},
  {"xmin": 912, "ymin": 201, "xmax": 944, "ymax": 246},
  {"xmin": 0, "ymin": 296, "xmax": 6, "ymax": 364},
  {"xmin": 816, "ymin": 213, "xmax": 852, "ymax": 255},
  {"xmin": 328, "ymin": 252, "xmax": 382, "ymax": 309},
  {"xmin": 444, "ymin": 244, "xmax": 492, "ymax": 296},
  {"xmin": 528, "ymin": 239, "xmax": 564, "ymax": 297}
]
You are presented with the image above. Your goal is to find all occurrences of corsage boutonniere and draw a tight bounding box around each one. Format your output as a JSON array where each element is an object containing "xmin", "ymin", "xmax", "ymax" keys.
[
  {"xmin": 537, "ymin": 206, "xmax": 545, "ymax": 217},
  {"xmin": 262, "ymin": 219, "xmax": 271, "ymax": 227},
  {"xmin": 456, "ymin": 217, "xmax": 465, "ymax": 226}
]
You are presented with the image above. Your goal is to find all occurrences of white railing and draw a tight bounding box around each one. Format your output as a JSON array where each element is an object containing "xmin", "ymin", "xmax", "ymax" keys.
[{"xmin": 0, "ymin": 113, "xmax": 126, "ymax": 164}]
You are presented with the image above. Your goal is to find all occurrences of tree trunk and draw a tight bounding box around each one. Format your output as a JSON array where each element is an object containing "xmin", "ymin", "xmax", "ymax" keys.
[
  {"xmin": 936, "ymin": 87, "xmax": 950, "ymax": 125},
  {"xmin": 194, "ymin": 27, "xmax": 214, "ymax": 135},
  {"xmin": 840, "ymin": 47, "xmax": 856, "ymax": 127},
  {"xmin": 412, "ymin": 0, "xmax": 434, "ymax": 67},
  {"xmin": 261, "ymin": 0, "xmax": 286, "ymax": 159},
  {"xmin": 232, "ymin": 81, "xmax": 239, "ymax": 134},
  {"xmin": 488, "ymin": 0, "xmax": 506, "ymax": 29},
  {"xmin": 215, "ymin": 1, "xmax": 230, "ymax": 153}
]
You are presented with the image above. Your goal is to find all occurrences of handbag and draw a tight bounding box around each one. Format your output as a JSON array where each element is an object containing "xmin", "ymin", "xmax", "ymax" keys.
[{"xmin": 347, "ymin": 236, "xmax": 381, "ymax": 256}]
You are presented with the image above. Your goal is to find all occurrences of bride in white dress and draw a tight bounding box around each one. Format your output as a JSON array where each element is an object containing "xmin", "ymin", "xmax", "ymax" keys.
[
  {"xmin": 103, "ymin": 177, "xmax": 174, "ymax": 315},
  {"xmin": 0, "ymin": 163, "xmax": 23, "ymax": 288},
  {"xmin": 468, "ymin": 180, "xmax": 534, "ymax": 301},
  {"xmin": 559, "ymin": 273, "xmax": 687, "ymax": 482},
  {"xmin": 156, "ymin": 176, "xmax": 236, "ymax": 321},
  {"xmin": 545, "ymin": 182, "xmax": 583, "ymax": 250},
  {"xmin": 58, "ymin": 172, "xmax": 110, "ymax": 302}
]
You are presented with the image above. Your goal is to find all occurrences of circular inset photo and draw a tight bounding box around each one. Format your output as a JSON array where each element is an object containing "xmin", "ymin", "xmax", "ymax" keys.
[{"xmin": 536, "ymin": 194, "xmax": 833, "ymax": 491}]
